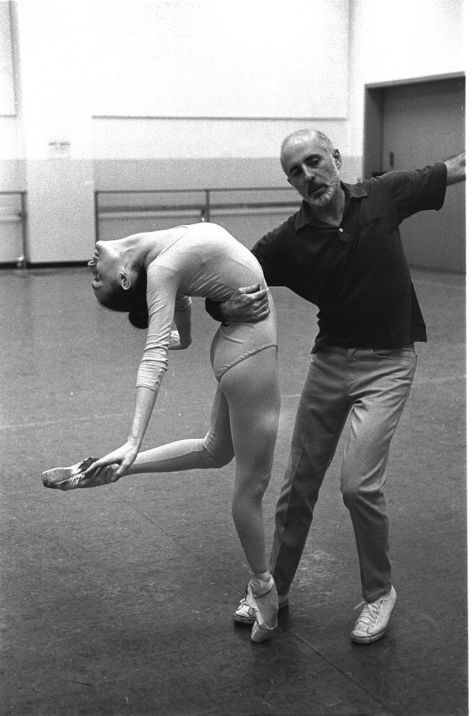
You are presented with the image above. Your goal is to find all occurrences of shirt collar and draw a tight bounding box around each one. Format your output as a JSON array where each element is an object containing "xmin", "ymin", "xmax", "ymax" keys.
[{"xmin": 295, "ymin": 181, "xmax": 368, "ymax": 231}]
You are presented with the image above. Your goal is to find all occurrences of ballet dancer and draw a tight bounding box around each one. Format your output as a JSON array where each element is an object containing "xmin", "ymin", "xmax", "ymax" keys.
[{"xmin": 42, "ymin": 222, "xmax": 280, "ymax": 643}]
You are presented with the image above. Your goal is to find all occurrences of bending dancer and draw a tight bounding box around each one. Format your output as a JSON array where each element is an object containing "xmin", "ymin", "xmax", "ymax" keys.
[{"xmin": 42, "ymin": 222, "xmax": 280, "ymax": 643}]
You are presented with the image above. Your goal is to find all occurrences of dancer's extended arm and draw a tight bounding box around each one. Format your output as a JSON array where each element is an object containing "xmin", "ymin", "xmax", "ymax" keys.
[
  {"xmin": 84, "ymin": 265, "xmax": 181, "ymax": 477},
  {"xmin": 87, "ymin": 386, "xmax": 158, "ymax": 477}
]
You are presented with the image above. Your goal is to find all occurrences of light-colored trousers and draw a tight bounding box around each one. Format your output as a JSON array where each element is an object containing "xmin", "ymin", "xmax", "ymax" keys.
[{"xmin": 270, "ymin": 344, "xmax": 417, "ymax": 603}]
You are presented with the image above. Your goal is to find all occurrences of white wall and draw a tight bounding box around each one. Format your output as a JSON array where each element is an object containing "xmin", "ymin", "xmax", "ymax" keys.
[
  {"xmin": 13, "ymin": 0, "xmax": 95, "ymax": 263},
  {"xmin": 91, "ymin": 117, "xmax": 356, "ymax": 196},
  {"xmin": 3, "ymin": 0, "xmax": 353, "ymax": 262},
  {"xmin": 348, "ymin": 0, "xmax": 465, "ymax": 164},
  {"xmin": 0, "ymin": 2, "xmax": 23, "ymax": 260},
  {"xmin": 90, "ymin": 0, "xmax": 349, "ymax": 119},
  {"xmin": 92, "ymin": 118, "xmax": 350, "ymax": 161},
  {"xmin": 0, "ymin": 0, "xmax": 466, "ymax": 263},
  {"xmin": 0, "ymin": 1, "xmax": 15, "ymax": 114},
  {"xmin": 90, "ymin": 0, "xmax": 351, "ymax": 172},
  {"xmin": 0, "ymin": 115, "xmax": 24, "ymax": 262}
]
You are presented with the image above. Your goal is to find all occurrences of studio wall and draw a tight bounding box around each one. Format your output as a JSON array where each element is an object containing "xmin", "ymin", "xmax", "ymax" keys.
[
  {"xmin": 348, "ymin": 0, "xmax": 464, "ymax": 159},
  {"xmin": 0, "ymin": 0, "xmax": 465, "ymax": 266},
  {"xmin": 90, "ymin": 0, "xmax": 349, "ymax": 119}
]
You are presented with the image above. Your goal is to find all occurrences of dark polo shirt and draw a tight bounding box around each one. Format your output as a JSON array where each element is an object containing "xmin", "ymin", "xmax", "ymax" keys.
[{"xmin": 252, "ymin": 163, "xmax": 447, "ymax": 349}]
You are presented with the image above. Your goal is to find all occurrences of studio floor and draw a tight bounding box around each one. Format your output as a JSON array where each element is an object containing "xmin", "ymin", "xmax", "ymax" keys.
[{"xmin": 0, "ymin": 265, "xmax": 467, "ymax": 716}]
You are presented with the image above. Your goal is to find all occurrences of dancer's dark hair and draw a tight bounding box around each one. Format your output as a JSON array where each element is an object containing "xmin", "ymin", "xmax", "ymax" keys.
[{"xmin": 95, "ymin": 267, "xmax": 149, "ymax": 329}]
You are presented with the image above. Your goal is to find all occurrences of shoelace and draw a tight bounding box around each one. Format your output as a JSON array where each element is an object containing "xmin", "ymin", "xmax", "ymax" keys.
[
  {"xmin": 238, "ymin": 597, "xmax": 254, "ymax": 612},
  {"xmin": 354, "ymin": 600, "xmax": 381, "ymax": 627}
]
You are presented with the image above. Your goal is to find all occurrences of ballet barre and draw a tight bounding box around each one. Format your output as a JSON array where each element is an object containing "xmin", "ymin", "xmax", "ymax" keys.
[{"xmin": 94, "ymin": 187, "xmax": 299, "ymax": 242}]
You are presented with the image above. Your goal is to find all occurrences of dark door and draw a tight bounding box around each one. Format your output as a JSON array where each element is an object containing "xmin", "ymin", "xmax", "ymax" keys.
[{"xmin": 381, "ymin": 77, "xmax": 465, "ymax": 272}]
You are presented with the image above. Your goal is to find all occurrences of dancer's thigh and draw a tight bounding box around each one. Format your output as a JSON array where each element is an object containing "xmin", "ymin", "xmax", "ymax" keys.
[
  {"xmin": 202, "ymin": 383, "xmax": 234, "ymax": 464},
  {"xmin": 220, "ymin": 347, "xmax": 280, "ymax": 477}
]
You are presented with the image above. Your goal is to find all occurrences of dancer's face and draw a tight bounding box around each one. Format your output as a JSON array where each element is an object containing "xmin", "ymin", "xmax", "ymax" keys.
[{"xmin": 88, "ymin": 241, "xmax": 121, "ymax": 303}]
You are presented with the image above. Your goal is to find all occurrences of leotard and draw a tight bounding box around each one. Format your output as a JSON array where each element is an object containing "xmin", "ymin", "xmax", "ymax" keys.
[{"xmin": 136, "ymin": 222, "xmax": 277, "ymax": 392}]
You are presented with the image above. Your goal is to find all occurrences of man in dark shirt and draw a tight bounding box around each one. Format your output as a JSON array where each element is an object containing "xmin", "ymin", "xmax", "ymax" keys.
[{"xmin": 206, "ymin": 129, "xmax": 465, "ymax": 643}]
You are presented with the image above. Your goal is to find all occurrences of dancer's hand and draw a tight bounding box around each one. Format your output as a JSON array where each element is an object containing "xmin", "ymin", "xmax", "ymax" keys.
[
  {"xmin": 83, "ymin": 441, "xmax": 138, "ymax": 479},
  {"xmin": 168, "ymin": 329, "xmax": 191, "ymax": 350}
]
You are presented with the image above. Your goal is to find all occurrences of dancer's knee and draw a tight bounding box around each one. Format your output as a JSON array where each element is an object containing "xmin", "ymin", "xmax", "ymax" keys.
[
  {"xmin": 202, "ymin": 435, "xmax": 234, "ymax": 468},
  {"xmin": 233, "ymin": 469, "xmax": 272, "ymax": 506}
]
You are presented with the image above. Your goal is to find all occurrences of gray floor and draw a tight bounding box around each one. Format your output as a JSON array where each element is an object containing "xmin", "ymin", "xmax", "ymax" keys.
[{"xmin": 0, "ymin": 265, "xmax": 467, "ymax": 716}]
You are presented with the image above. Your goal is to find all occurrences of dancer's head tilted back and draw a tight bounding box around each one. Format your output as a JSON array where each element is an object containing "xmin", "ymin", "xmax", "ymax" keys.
[{"xmin": 88, "ymin": 239, "xmax": 149, "ymax": 328}]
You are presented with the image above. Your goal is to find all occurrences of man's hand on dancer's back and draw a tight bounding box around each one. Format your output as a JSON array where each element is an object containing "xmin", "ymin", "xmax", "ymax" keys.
[{"xmin": 220, "ymin": 283, "xmax": 270, "ymax": 323}]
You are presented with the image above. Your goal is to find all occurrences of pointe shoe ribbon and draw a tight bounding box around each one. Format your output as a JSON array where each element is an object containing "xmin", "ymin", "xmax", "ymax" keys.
[{"xmin": 246, "ymin": 577, "xmax": 279, "ymax": 643}]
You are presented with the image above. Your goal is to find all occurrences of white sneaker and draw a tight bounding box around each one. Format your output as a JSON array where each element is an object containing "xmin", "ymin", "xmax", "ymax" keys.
[{"xmin": 351, "ymin": 586, "xmax": 397, "ymax": 644}]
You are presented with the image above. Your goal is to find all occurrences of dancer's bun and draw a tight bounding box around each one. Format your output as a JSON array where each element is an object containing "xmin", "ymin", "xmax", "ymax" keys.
[{"xmin": 129, "ymin": 305, "xmax": 149, "ymax": 329}]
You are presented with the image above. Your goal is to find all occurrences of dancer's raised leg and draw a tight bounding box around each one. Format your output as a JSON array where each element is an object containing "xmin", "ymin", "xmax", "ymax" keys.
[
  {"xmin": 126, "ymin": 385, "xmax": 234, "ymax": 474},
  {"xmin": 42, "ymin": 387, "xmax": 235, "ymax": 489}
]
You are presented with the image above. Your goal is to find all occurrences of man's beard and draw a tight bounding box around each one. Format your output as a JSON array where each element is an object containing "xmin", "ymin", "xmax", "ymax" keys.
[{"xmin": 306, "ymin": 175, "xmax": 339, "ymax": 209}]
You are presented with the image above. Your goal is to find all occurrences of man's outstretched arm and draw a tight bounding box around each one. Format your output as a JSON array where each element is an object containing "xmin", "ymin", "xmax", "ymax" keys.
[{"xmin": 444, "ymin": 152, "xmax": 465, "ymax": 185}]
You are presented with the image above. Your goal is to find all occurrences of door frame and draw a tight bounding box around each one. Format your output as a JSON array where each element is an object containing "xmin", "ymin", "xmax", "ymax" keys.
[{"xmin": 363, "ymin": 72, "xmax": 465, "ymax": 180}]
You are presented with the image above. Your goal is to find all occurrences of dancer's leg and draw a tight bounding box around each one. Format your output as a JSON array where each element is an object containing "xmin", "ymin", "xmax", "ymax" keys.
[
  {"xmin": 219, "ymin": 347, "xmax": 280, "ymax": 574},
  {"xmin": 124, "ymin": 385, "xmax": 235, "ymax": 475},
  {"xmin": 42, "ymin": 390, "xmax": 235, "ymax": 489}
]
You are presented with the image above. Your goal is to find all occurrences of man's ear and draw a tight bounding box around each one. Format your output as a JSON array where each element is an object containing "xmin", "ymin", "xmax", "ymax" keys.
[
  {"xmin": 120, "ymin": 270, "xmax": 132, "ymax": 291},
  {"xmin": 333, "ymin": 149, "xmax": 342, "ymax": 169}
]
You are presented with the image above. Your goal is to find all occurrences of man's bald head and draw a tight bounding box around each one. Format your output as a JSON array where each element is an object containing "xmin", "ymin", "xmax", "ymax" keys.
[{"xmin": 280, "ymin": 130, "xmax": 336, "ymax": 172}]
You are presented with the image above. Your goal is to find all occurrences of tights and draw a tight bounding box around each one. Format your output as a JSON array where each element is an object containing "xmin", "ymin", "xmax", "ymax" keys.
[{"xmin": 125, "ymin": 347, "xmax": 280, "ymax": 574}]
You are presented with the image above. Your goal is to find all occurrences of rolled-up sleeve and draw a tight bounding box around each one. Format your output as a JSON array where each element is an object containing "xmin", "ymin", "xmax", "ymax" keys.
[{"xmin": 380, "ymin": 163, "xmax": 447, "ymax": 221}]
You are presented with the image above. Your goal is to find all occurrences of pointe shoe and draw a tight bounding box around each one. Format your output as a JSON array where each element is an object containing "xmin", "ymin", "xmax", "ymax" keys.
[
  {"xmin": 245, "ymin": 577, "xmax": 279, "ymax": 643},
  {"xmin": 234, "ymin": 591, "xmax": 289, "ymax": 624},
  {"xmin": 42, "ymin": 457, "xmax": 120, "ymax": 491}
]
